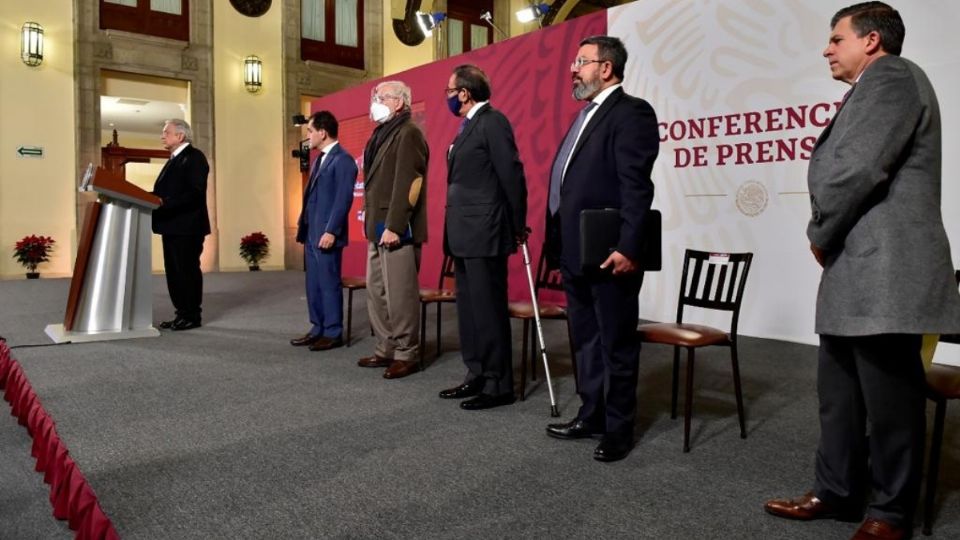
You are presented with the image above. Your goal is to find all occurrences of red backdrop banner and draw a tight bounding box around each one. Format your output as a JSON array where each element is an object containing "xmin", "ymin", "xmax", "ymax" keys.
[{"xmin": 310, "ymin": 12, "xmax": 607, "ymax": 301}]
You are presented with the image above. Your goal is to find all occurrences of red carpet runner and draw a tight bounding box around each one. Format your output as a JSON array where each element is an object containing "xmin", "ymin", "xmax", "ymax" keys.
[{"xmin": 0, "ymin": 340, "xmax": 119, "ymax": 539}]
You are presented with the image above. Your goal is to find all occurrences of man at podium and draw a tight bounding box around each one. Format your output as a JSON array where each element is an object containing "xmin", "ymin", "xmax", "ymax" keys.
[{"xmin": 151, "ymin": 119, "xmax": 211, "ymax": 331}]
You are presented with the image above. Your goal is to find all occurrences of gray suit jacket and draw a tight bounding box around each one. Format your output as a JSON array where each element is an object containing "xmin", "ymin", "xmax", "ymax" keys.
[{"xmin": 807, "ymin": 54, "xmax": 960, "ymax": 336}]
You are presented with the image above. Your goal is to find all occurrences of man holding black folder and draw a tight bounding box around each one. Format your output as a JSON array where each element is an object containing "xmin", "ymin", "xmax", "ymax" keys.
[{"xmin": 543, "ymin": 36, "xmax": 660, "ymax": 462}]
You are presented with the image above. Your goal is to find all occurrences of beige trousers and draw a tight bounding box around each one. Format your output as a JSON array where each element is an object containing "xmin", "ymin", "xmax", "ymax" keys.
[{"xmin": 366, "ymin": 242, "xmax": 421, "ymax": 361}]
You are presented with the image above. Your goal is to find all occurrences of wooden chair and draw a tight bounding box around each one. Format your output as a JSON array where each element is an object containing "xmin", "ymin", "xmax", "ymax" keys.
[
  {"xmin": 508, "ymin": 248, "xmax": 575, "ymax": 401},
  {"xmin": 341, "ymin": 276, "xmax": 367, "ymax": 347},
  {"xmin": 921, "ymin": 269, "xmax": 960, "ymax": 536},
  {"xmin": 419, "ymin": 255, "xmax": 456, "ymax": 362},
  {"xmin": 637, "ymin": 249, "xmax": 754, "ymax": 452}
]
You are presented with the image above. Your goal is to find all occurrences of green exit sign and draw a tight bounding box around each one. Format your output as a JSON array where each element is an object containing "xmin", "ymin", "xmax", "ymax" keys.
[{"xmin": 17, "ymin": 146, "xmax": 44, "ymax": 159}]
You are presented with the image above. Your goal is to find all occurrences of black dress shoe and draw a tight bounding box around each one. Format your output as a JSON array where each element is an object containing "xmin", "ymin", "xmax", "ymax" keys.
[
  {"xmin": 290, "ymin": 333, "xmax": 321, "ymax": 346},
  {"xmin": 439, "ymin": 378, "xmax": 484, "ymax": 399},
  {"xmin": 546, "ymin": 419, "xmax": 604, "ymax": 440},
  {"xmin": 159, "ymin": 319, "xmax": 179, "ymax": 330},
  {"xmin": 309, "ymin": 335, "xmax": 344, "ymax": 351},
  {"xmin": 593, "ymin": 436, "xmax": 633, "ymax": 462},
  {"xmin": 171, "ymin": 318, "xmax": 201, "ymax": 331},
  {"xmin": 460, "ymin": 393, "xmax": 516, "ymax": 411}
]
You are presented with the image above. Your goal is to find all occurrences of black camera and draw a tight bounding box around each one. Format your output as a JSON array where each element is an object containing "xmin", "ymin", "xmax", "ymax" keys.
[{"xmin": 291, "ymin": 138, "xmax": 310, "ymax": 172}]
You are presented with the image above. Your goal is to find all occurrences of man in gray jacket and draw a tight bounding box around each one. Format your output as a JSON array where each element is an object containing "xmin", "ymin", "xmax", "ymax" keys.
[{"xmin": 764, "ymin": 3, "xmax": 960, "ymax": 539}]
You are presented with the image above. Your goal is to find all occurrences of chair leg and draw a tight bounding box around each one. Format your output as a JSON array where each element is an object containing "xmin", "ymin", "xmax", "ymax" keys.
[
  {"xmin": 923, "ymin": 398, "xmax": 947, "ymax": 536},
  {"xmin": 730, "ymin": 344, "xmax": 746, "ymax": 439},
  {"xmin": 436, "ymin": 303, "xmax": 442, "ymax": 358},
  {"xmin": 419, "ymin": 303, "xmax": 427, "ymax": 367},
  {"xmin": 345, "ymin": 289, "xmax": 354, "ymax": 347},
  {"xmin": 683, "ymin": 347, "xmax": 696, "ymax": 453},
  {"xmin": 671, "ymin": 346, "xmax": 680, "ymax": 419},
  {"xmin": 519, "ymin": 319, "xmax": 529, "ymax": 401}
]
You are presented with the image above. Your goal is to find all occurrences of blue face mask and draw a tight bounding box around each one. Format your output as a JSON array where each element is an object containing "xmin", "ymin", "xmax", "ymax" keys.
[{"xmin": 447, "ymin": 93, "xmax": 462, "ymax": 117}]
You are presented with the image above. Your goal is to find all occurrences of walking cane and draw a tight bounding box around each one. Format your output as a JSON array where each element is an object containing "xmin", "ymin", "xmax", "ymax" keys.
[{"xmin": 520, "ymin": 240, "xmax": 560, "ymax": 417}]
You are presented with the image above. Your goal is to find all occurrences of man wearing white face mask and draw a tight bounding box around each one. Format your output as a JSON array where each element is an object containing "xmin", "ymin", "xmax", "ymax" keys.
[{"xmin": 357, "ymin": 81, "xmax": 430, "ymax": 379}]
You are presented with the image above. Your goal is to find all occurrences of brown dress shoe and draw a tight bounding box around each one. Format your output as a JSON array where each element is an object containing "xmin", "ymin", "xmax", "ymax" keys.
[
  {"xmin": 383, "ymin": 360, "xmax": 420, "ymax": 379},
  {"xmin": 764, "ymin": 491, "xmax": 859, "ymax": 521},
  {"xmin": 850, "ymin": 518, "xmax": 906, "ymax": 540},
  {"xmin": 357, "ymin": 355, "xmax": 392, "ymax": 368},
  {"xmin": 290, "ymin": 333, "xmax": 321, "ymax": 346},
  {"xmin": 309, "ymin": 335, "xmax": 343, "ymax": 351}
]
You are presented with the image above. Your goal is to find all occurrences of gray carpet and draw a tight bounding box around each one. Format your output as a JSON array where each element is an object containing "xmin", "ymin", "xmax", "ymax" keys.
[{"xmin": 0, "ymin": 272, "xmax": 957, "ymax": 539}]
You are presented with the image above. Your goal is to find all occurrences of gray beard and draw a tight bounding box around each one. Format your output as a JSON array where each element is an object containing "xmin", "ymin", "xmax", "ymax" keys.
[{"xmin": 572, "ymin": 78, "xmax": 600, "ymax": 101}]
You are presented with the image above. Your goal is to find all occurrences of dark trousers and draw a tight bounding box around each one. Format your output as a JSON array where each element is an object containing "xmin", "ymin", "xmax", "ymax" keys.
[
  {"xmin": 813, "ymin": 333, "xmax": 927, "ymax": 527},
  {"xmin": 161, "ymin": 234, "xmax": 205, "ymax": 322},
  {"xmin": 561, "ymin": 267, "xmax": 643, "ymax": 439},
  {"xmin": 454, "ymin": 255, "xmax": 513, "ymax": 397},
  {"xmin": 305, "ymin": 243, "xmax": 344, "ymax": 338}
]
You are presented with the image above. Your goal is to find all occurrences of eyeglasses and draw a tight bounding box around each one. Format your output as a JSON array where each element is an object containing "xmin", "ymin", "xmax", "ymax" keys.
[
  {"xmin": 373, "ymin": 94, "xmax": 399, "ymax": 104},
  {"xmin": 570, "ymin": 57, "xmax": 603, "ymax": 71},
  {"xmin": 444, "ymin": 87, "xmax": 462, "ymax": 96}
]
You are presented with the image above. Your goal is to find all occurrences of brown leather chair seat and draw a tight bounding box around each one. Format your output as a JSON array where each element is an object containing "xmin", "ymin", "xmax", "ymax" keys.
[
  {"xmin": 927, "ymin": 363, "xmax": 960, "ymax": 399},
  {"xmin": 507, "ymin": 302, "xmax": 566, "ymax": 319},
  {"xmin": 638, "ymin": 322, "xmax": 730, "ymax": 348}
]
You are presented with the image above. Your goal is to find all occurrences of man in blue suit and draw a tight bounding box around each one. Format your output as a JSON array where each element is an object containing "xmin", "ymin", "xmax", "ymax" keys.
[
  {"xmin": 543, "ymin": 36, "xmax": 660, "ymax": 462},
  {"xmin": 291, "ymin": 111, "xmax": 358, "ymax": 351}
]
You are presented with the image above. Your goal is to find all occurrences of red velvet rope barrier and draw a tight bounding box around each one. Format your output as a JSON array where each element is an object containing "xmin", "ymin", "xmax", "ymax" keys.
[{"xmin": 0, "ymin": 341, "xmax": 119, "ymax": 540}]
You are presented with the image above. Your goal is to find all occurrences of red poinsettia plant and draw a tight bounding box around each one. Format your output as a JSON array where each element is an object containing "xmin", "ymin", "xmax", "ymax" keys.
[
  {"xmin": 13, "ymin": 235, "xmax": 56, "ymax": 274},
  {"xmin": 239, "ymin": 231, "xmax": 269, "ymax": 268}
]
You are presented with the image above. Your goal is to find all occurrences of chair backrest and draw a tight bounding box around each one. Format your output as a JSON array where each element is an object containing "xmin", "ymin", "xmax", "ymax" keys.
[
  {"xmin": 676, "ymin": 249, "xmax": 754, "ymax": 335},
  {"xmin": 534, "ymin": 247, "xmax": 565, "ymax": 293},
  {"xmin": 438, "ymin": 255, "xmax": 455, "ymax": 289}
]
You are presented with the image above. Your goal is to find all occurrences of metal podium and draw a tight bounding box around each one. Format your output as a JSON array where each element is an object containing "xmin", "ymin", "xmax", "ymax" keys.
[{"xmin": 45, "ymin": 167, "xmax": 162, "ymax": 343}]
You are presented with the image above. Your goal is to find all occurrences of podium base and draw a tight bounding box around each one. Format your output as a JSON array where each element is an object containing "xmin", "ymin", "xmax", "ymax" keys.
[{"xmin": 44, "ymin": 324, "xmax": 160, "ymax": 344}]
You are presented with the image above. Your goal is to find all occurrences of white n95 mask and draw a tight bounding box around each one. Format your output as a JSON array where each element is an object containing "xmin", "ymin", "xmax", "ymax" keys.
[{"xmin": 369, "ymin": 102, "xmax": 391, "ymax": 124}]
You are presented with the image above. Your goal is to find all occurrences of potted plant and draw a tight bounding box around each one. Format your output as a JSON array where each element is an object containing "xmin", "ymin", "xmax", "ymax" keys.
[
  {"xmin": 13, "ymin": 235, "xmax": 56, "ymax": 279},
  {"xmin": 239, "ymin": 231, "xmax": 269, "ymax": 271}
]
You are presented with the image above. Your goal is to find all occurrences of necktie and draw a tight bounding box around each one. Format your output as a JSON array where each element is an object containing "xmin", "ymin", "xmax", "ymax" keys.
[
  {"xmin": 306, "ymin": 151, "xmax": 325, "ymax": 194},
  {"xmin": 549, "ymin": 102, "xmax": 597, "ymax": 215},
  {"xmin": 457, "ymin": 117, "xmax": 470, "ymax": 135}
]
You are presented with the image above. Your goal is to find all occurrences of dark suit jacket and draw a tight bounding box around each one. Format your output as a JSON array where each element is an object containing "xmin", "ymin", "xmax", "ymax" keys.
[
  {"xmin": 807, "ymin": 55, "xmax": 960, "ymax": 336},
  {"xmin": 545, "ymin": 87, "xmax": 659, "ymax": 275},
  {"xmin": 444, "ymin": 104, "xmax": 527, "ymax": 258},
  {"xmin": 363, "ymin": 118, "xmax": 429, "ymax": 243},
  {"xmin": 152, "ymin": 144, "xmax": 211, "ymax": 236},
  {"xmin": 296, "ymin": 143, "xmax": 358, "ymax": 249}
]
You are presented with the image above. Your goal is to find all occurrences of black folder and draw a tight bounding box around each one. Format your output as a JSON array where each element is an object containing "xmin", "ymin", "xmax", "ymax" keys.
[{"xmin": 579, "ymin": 208, "xmax": 661, "ymax": 272}]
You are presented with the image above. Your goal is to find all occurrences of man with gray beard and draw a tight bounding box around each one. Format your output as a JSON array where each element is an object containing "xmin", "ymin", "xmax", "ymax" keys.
[{"xmin": 543, "ymin": 35, "xmax": 660, "ymax": 462}]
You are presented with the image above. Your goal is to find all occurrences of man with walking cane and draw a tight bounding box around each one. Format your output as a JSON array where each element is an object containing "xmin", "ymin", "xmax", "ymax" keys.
[{"xmin": 438, "ymin": 64, "xmax": 528, "ymax": 410}]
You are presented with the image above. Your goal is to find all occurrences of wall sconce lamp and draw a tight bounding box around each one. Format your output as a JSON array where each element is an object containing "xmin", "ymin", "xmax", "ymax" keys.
[
  {"xmin": 21, "ymin": 22, "xmax": 44, "ymax": 67},
  {"xmin": 516, "ymin": 3, "xmax": 550, "ymax": 24},
  {"xmin": 415, "ymin": 11, "xmax": 446, "ymax": 38},
  {"xmin": 244, "ymin": 55, "xmax": 263, "ymax": 93}
]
